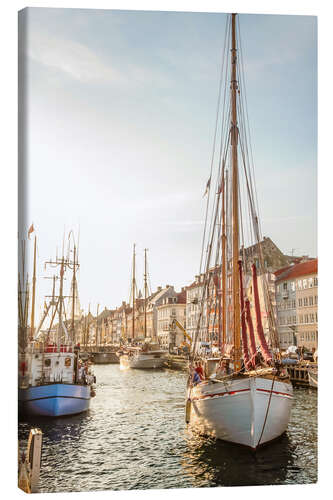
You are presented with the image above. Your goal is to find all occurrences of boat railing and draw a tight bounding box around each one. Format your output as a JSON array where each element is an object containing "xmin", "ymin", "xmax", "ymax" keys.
[{"xmin": 26, "ymin": 344, "xmax": 74, "ymax": 354}]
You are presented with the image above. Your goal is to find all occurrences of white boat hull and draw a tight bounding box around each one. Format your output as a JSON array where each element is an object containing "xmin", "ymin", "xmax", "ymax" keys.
[
  {"xmin": 188, "ymin": 375, "xmax": 293, "ymax": 449},
  {"xmin": 119, "ymin": 353, "xmax": 165, "ymax": 369}
]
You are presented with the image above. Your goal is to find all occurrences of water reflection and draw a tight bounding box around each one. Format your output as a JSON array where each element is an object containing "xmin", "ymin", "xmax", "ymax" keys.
[
  {"xmin": 181, "ymin": 386, "xmax": 317, "ymax": 487},
  {"xmin": 19, "ymin": 412, "xmax": 91, "ymax": 444},
  {"xmin": 181, "ymin": 432, "xmax": 294, "ymax": 487},
  {"xmin": 18, "ymin": 367, "xmax": 317, "ymax": 492}
]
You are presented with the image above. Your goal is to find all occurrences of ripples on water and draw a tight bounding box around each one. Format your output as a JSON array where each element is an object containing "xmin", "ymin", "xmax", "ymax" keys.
[{"xmin": 18, "ymin": 365, "xmax": 317, "ymax": 492}]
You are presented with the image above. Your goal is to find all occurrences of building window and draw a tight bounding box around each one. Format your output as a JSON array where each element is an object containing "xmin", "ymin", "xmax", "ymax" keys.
[
  {"xmin": 314, "ymin": 277, "xmax": 318, "ymax": 287},
  {"xmin": 309, "ymin": 296, "xmax": 313, "ymax": 306},
  {"xmin": 304, "ymin": 314, "xmax": 309, "ymax": 323},
  {"xmin": 309, "ymin": 278, "xmax": 313, "ymax": 288},
  {"xmin": 315, "ymin": 295, "xmax": 318, "ymax": 305},
  {"xmin": 283, "ymin": 282, "xmax": 288, "ymax": 290},
  {"xmin": 298, "ymin": 298, "xmax": 302, "ymax": 307},
  {"xmin": 304, "ymin": 297, "xmax": 308, "ymax": 306},
  {"xmin": 315, "ymin": 312, "xmax": 318, "ymax": 322},
  {"xmin": 292, "ymin": 299, "xmax": 296, "ymax": 308},
  {"xmin": 290, "ymin": 281, "xmax": 295, "ymax": 292},
  {"xmin": 298, "ymin": 280, "xmax": 302, "ymax": 290},
  {"xmin": 303, "ymin": 279, "xmax": 308, "ymax": 289},
  {"xmin": 299, "ymin": 315, "xmax": 303, "ymax": 324}
]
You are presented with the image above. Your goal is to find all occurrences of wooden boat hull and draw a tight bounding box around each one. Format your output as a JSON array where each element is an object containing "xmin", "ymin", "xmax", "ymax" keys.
[
  {"xmin": 187, "ymin": 375, "xmax": 293, "ymax": 449},
  {"xmin": 119, "ymin": 353, "xmax": 165, "ymax": 369},
  {"xmin": 19, "ymin": 383, "xmax": 91, "ymax": 417}
]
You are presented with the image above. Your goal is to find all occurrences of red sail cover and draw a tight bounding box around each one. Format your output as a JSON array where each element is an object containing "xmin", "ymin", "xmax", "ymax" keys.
[
  {"xmin": 251, "ymin": 263, "xmax": 272, "ymax": 364},
  {"xmin": 245, "ymin": 298, "xmax": 257, "ymax": 367},
  {"xmin": 238, "ymin": 260, "xmax": 250, "ymax": 369}
]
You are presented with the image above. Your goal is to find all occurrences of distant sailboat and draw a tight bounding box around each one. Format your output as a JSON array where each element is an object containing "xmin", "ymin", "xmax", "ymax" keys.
[
  {"xmin": 119, "ymin": 246, "xmax": 166, "ymax": 369},
  {"xmin": 186, "ymin": 14, "xmax": 293, "ymax": 449}
]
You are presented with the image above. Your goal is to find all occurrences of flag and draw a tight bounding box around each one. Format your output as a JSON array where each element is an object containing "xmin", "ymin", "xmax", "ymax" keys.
[
  {"xmin": 203, "ymin": 177, "xmax": 211, "ymax": 197},
  {"xmin": 28, "ymin": 223, "xmax": 35, "ymax": 239}
]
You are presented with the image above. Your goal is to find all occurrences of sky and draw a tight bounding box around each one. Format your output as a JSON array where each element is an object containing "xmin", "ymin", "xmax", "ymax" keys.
[{"xmin": 18, "ymin": 7, "xmax": 317, "ymax": 316}]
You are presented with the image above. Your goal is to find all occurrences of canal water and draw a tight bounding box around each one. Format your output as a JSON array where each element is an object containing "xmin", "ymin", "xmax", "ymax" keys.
[{"xmin": 18, "ymin": 364, "xmax": 317, "ymax": 492}]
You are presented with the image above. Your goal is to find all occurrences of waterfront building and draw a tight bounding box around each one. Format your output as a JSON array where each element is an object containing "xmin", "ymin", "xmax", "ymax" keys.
[
  {"xmin": 147, "ymin": 285, "xmax": 178, "ymax": 342},
  {"xmin": 157, "ymin": 290, "xmax": 186, "ymax": 350},
  {"xmin": 295, "ymin": 259, "xmax": 318, "ymax": 350},
  {"xmin": 274, "ymin": 267, "xmax": 298, "ymax": 350},
  {"xmin": 145, "ymin": 304, "xmax": 155, "ymax": 340},
  {"xmin": 242, "ymin": 236, "xmax": 310, "ymax": 273},
  {"xmin": 274, "ymin": 259, "xmax": 317, "ymax": 350},
  {"xmin": 119, "ymin": 302, "xmax": 132, "ymax": 342},
  {"xmin": 186, "ymin": 274, "xmax": 207, "ymax": 343}
]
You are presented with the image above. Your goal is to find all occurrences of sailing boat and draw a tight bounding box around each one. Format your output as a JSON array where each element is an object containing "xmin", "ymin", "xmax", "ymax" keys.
[
  {"xmin": 119, "ymin": 246, "xmax": 166, "ymax": 369},
  {"xmin": 18, "ymin": 234, "xmax": 96, "ymax": 417},
  {"xmin": 186, "ymin": 14, "xmax": 293, "ymax": 449}
]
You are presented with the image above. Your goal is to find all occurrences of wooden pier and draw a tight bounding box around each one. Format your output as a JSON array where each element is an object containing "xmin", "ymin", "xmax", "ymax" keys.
[
  {"xmin": 164, "ymin": 354, "xmax": 189, "ymax": 371},
  {"xmin": 286, "ymin": 364, "xmax": 309, "ymax": 386}
]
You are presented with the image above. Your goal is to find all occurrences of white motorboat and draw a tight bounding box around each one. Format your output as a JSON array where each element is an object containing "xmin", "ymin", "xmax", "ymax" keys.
[{"xmin": 119, "ymin": 345, "xmax": 166, "ymax": 369}]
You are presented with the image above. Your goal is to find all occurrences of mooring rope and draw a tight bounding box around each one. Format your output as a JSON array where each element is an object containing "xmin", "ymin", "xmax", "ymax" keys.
[{"xmin": 257, "ymin": 374, "xmax": 276, "ymax": 448}]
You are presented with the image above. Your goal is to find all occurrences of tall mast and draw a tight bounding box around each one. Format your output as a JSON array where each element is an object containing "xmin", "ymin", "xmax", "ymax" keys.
[
  {"xmin": 221, "ymin": 166, "xmax": 227, "ymax": 350},
  {"xmin": 71, "ymin": 245, "xmax": 76, "ymax": 343},
  {"xmin": 231, "ymin": 13, "xmax": 241, "ymax": 371},
  {"xmin": 87, "ymin": 303, "xmax": 91, "ymax": 348},
  {"xmin": 30, "ymin": 235, "xmax": 37, "ymax": 341},
  {"xmin": 58, "ymin": 258, "xmax": 65, "ymax": 349},
  {"xmin": 96, "ymin": 303, "xmax": 100, "ymax": 348},
  {"xmin": 132, "ymin": 243, "xmax": 136, "ymax": 339},
  {"xmin": 144, "ymin": 248, "xmax": 148, "ymax": 338}
]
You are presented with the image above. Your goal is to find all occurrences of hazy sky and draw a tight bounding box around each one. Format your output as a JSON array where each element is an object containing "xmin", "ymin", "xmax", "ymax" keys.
[{"xmin": 20, "ymin": 7, "xmax": 317, "ymax": 315}]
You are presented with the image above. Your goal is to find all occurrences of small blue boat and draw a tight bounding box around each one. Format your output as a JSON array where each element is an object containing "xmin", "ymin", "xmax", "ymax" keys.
[
  {"xmin": 18, "ymin": 241, "xmax": 96, "ymax": 418},
  {"xmin": 19, "ymin": 382, "xmax": 91, "ymax": 417}
]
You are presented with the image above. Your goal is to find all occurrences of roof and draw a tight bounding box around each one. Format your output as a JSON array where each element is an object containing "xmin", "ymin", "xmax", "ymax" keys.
[
  {"xmin": 275, "ymin": 259, "xmax": 317, "ymax": 282},
  {"xmin": 186, "ymin": 280, "xmax": 204, "ymax": 290},
  {"xmin": 148, "ymin": 286, "xmax": 174, "ymax": 305},
  {"xmin": 176, "ymin": 290, "xmax": 186, "ymax": 304}
]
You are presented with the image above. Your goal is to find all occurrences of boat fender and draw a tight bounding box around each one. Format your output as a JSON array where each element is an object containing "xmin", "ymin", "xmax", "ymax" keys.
[{"xmin": 185, "ymin": 398, "xmax": 191, "ymax": 424}]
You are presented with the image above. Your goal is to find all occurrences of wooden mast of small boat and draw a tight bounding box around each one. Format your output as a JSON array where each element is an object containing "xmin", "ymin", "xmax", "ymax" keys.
[
  {"xmin": 132, "ymin": 243, "xmax": 136, "ymax": 340},
  {"xmin": 57, "ymin": 258, "xmax": 65, "ymax": 351},
  {"xmin": 30, "ymin": 235, "xmax": 37, "ymax": 341},
  {"xmin": 96, "ymin": 303, "xmax": 100, "ymax": 349},
  {"xmin": 144, "ymin": 248, "xmax": 148, "ymax": 338},
  {"xmin": 86, "ymin": 303, "xmax": 91, "ymax": 348},
  {"xmin": 71, "ymin": 245, "xmax": 76, "ymax": 344},
  {"xmin": 231, "ymin": 13, "xmax": 241, "ymax": 372}
]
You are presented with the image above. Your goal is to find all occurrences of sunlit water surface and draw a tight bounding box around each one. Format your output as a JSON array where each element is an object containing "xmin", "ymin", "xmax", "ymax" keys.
[{"xmin": 18, "ymin": 364, "xmax": 317, "ymax": 492}]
